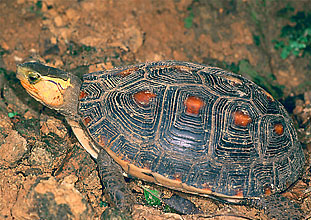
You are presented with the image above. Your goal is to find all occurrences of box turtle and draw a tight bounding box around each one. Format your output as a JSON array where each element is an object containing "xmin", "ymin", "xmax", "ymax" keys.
[{"xmin": 16, "ymin": 61, "xmax": 305, "ymax": 219}]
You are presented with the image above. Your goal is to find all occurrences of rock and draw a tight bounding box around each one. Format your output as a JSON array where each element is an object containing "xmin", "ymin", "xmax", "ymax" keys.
[
  {"xmin": 12, "ymin": 176, "xmax": 93, "ymax": 219},
  {"xmin": 54, "ymin": 15, "xmax": 64, "ymax": 27},
  {"xmin": 132, "ymin": 205, "xmax": 183, "ymax": 220},
  {"xmin": 0, "ymin": 169, "xmax": 33, "ymax": 219},
  {"xmin": 16, "ymin": 0, "xmax": 25, "ymax": 4},
  {"xmin": 28, "ymin": 143, "xmax": 53, "ymax": 167},
  {"xmin": 123, "ymin": 26, "xmax": 144, "ymax": 53},
  {"xmin": 0, "ymin": 130, "xmax": 27, "ymax": 165},
  {"xmin": 65, "ymin": 8, "xmax": 80, "ymax": 23},
  {"xmin": 0, "ymin": 108, "xmax": 13, "ymax": 135},
  {"xmin": 40, "ymin": 115, "xmax": 67, "ymax": 139},
  {"xmin": 88, "ymin": 62, "xmax": 114, "ymax": 72},
  {"xmin": 0, "ymin": 41, "xmax": 9, "ymax": 50},
  {"xmin": 2, "ymin": 83, "xmax": 40, "ymax": 119}
]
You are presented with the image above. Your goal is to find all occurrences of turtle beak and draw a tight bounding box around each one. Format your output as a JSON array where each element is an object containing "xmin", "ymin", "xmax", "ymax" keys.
[{"xmin": 16, "ymin": 64, "xmax": 28, "ymax": 81}]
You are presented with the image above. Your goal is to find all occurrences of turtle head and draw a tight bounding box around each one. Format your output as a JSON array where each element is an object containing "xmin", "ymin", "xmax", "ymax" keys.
[{"xmin": 17, "ymin": 62, "xmax": 81, "ymax": 118}]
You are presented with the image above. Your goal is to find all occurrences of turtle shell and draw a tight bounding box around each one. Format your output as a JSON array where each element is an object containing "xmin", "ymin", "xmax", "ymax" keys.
[{"xmin": 78, "ymin": 61, "xmax": 304, "ymax": 199}]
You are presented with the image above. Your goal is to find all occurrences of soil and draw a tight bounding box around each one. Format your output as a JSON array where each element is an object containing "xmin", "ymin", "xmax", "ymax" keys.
[{"xmin": 0, "ymin": 0, "xmax": 311, "ymax": 219}]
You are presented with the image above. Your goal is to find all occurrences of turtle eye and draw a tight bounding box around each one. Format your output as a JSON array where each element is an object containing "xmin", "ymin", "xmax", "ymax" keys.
[{"xmin": 28, "ymin": 72, "xmax": 41, "ymax": 84}]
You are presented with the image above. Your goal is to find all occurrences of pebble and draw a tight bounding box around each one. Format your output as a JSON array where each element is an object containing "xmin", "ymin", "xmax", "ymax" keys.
[
  {"xmin": 65, "ymin": 8, "xmax": 79, "ymax": 22},
  {"xmin": 0, "ymin": 41, "xmax": 9, "ymax": 50},
  {"xmin": 123, "ymin": 26, "xmax": 143, "ymax": 53},
  {"xmin": 54, "ymin": 15, "xmax": 64, "ymax": 27}
]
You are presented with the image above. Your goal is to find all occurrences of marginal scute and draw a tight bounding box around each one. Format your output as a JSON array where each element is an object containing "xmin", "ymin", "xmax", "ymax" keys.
[
  {"xmin": 201, "ymin": 183, "xmax": 212, "ymax": 192},
  {"xmin": 235, "ymin": 189, "xmax": 244, "ymax": 197},
  {"xmin": 117, "ymin": 67, "xmax": 139, "ymax": 76},
  {"xmin": 262, "ymin": 89, "xmax": 274, "ymax": 101},
  {"xmin": 133, "ymin": 90, "xmax": 156, "ymax": 106},
  {"xmin": 172, "ymin": 65, "xmax": 193, "ymax": 73},
  {"xmin": 233, "ymin": 110, "xmax": 252, "ymax": 127},
  {"xmin": 223, "ymin": 75, "xmax": 243, "ymax": 85},
  {"xmin": 173, "ymin": 173, "xmax": 182, "ymax": 182}
]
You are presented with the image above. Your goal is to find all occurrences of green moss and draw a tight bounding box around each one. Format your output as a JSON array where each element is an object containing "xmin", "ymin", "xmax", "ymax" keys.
[
  {"xmin": 29, "ymin": 0, "xmax": 43, "ymax": 16},
  {"xmin": 273, "ymin": 10, "xmax": 311, "ymax": 59}
]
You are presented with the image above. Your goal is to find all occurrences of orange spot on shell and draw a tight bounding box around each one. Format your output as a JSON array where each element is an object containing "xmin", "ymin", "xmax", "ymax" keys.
[
  {"xmin": 97, "ymin": 135, "xmax": 108, "ymax": 146},
  {"xmin": 118, "ymin": 67, "xmax": 139, "ymax": 76},
  {"xmin": 264, "ymin": 187, "xmax": 272, "ymax": 195},
  {"xmin": 173, "ymin": 173, "xmax": 182, "ymax": 182},
  {"xmin": 201, "ymin": 183, "xmax": 212, "ymax": 193},
  {"xmin": 262, "ymin": 89, "xmax": 274, "ymax": 101},
  {"xmin": 274, "ymin": 123, "xmax": 284, "ymax": 135},
  {"xmin": 233, "ymin": 110, "xmax": 252, "ymax": 127},
  {"xmin": 133, "ymin": 90, "xmax": 156, "ymax": 106},
  {"xmin": 83, "ymin": 116, "xmax": 91, "ymax": 126},
  {"xmin": 235, "ymin": 189, "xmax": 244, "ymax": 197},
  {"xmin": 79, "ymin": 91, "xmax": 88, "ymax": 100},
  {"xmin": 202, "ymin": 188, "xmax": 212, "ymax": 193},
  {"xmin": 184, "ymin": 96, "xmax": 204, "ymax": 115}
]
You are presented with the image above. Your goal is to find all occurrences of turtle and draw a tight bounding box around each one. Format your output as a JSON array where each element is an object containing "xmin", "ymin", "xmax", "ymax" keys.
[{"xmin": 16, "ymin": 60, "xmax": 305, "ymax": 219}]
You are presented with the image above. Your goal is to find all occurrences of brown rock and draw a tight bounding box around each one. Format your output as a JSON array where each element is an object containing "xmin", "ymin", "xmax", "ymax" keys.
[
  {"xmin": 54, "ymin": 15, "xmax": 64, "ymax": 27},
  {"xmin": 0, "ymin": 41, "xmax": 9, "ymax": 50},
  {"xmin": 65, "ymin": 8, "xmax": 80, "ymax": 22},
  {"xmin": 0, "ymin": 113, "xmax": 13, "ymax": 134},
  {"xmin": 28, "ymin": 144, "xmax": 53, "ymax": 167},
  {"xmin": 123, "ymin": 26, "xmax": 144, "ymax": 53},
  {"xmin": 0, "ymin": 169, "xmax": 29, "ymax": 218},
  {"xmin": 0, "ymin": 130, "xmax": 27, "ymax": 165},
  {"xmin": 40, "ymin": 115, "xmax": 67, "ymax": 139},
  {"xmin": 89, "ymin": 62, "xmax": 114, "ymax": 72},
  {"xmin": 12, "ymin": 176, "xmax": 93, "ymax": 219}
]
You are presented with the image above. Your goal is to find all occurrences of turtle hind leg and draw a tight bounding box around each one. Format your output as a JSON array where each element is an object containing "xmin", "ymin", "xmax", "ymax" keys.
[
  {"xmin": 97, "ymin": 148, "xmax": 135, "ymax": 219},
  {"xmin": 255, "ymin": 194, "xmax": 304, "ymax": 220}
]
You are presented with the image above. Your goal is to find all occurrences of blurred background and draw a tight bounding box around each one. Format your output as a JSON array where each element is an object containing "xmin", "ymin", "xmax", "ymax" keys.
[{"xmin": 0, "ymin": 0, "xmax": 310, "ymax": 219}]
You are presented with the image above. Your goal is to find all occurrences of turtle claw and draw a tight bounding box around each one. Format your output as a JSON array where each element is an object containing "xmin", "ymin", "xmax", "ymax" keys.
[{"xmin": 101, "ymin": 207, "xmax": 132, "ymax": 220}]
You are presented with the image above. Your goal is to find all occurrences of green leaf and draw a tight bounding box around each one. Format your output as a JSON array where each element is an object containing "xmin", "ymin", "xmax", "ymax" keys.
[
  {"xmin": 273, "ymin": 40, "xmax": 284, "ymax": 50},
  {"xmin": 292, "ymin": 49, "xmax": 300, "ymax": 56},
  {"xmin": 99, "ymin": 200, "xmax": 108, "ymax": 207},
  {"xmin": 305, "ymin": 28, "xmax": 311, "ymax": 35},
  {"xmin": 281, "ymin": 47, "xmax": 291, "ymax": 59},
  {"xmin": 184, "ymin": 11, "xmax": 194, "ymax": 29},
  {"xmin": 143, "ymin": 188, "xmax": 162, "ymax": 206},
  {"xmin": 8, "ymin": 112, "xmax": 18, "ymax": 118}
]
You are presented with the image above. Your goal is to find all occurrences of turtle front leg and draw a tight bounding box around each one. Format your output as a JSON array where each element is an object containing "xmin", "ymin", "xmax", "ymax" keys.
[{"xmin": 97, "ymin": 148, "xmax": 135, "ymax": 219}]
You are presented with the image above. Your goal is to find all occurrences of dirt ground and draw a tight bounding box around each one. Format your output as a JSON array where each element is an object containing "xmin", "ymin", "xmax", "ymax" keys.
[{"xmin": 0, "ymin": 0, "xmax": 311, "ymax": 219}]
